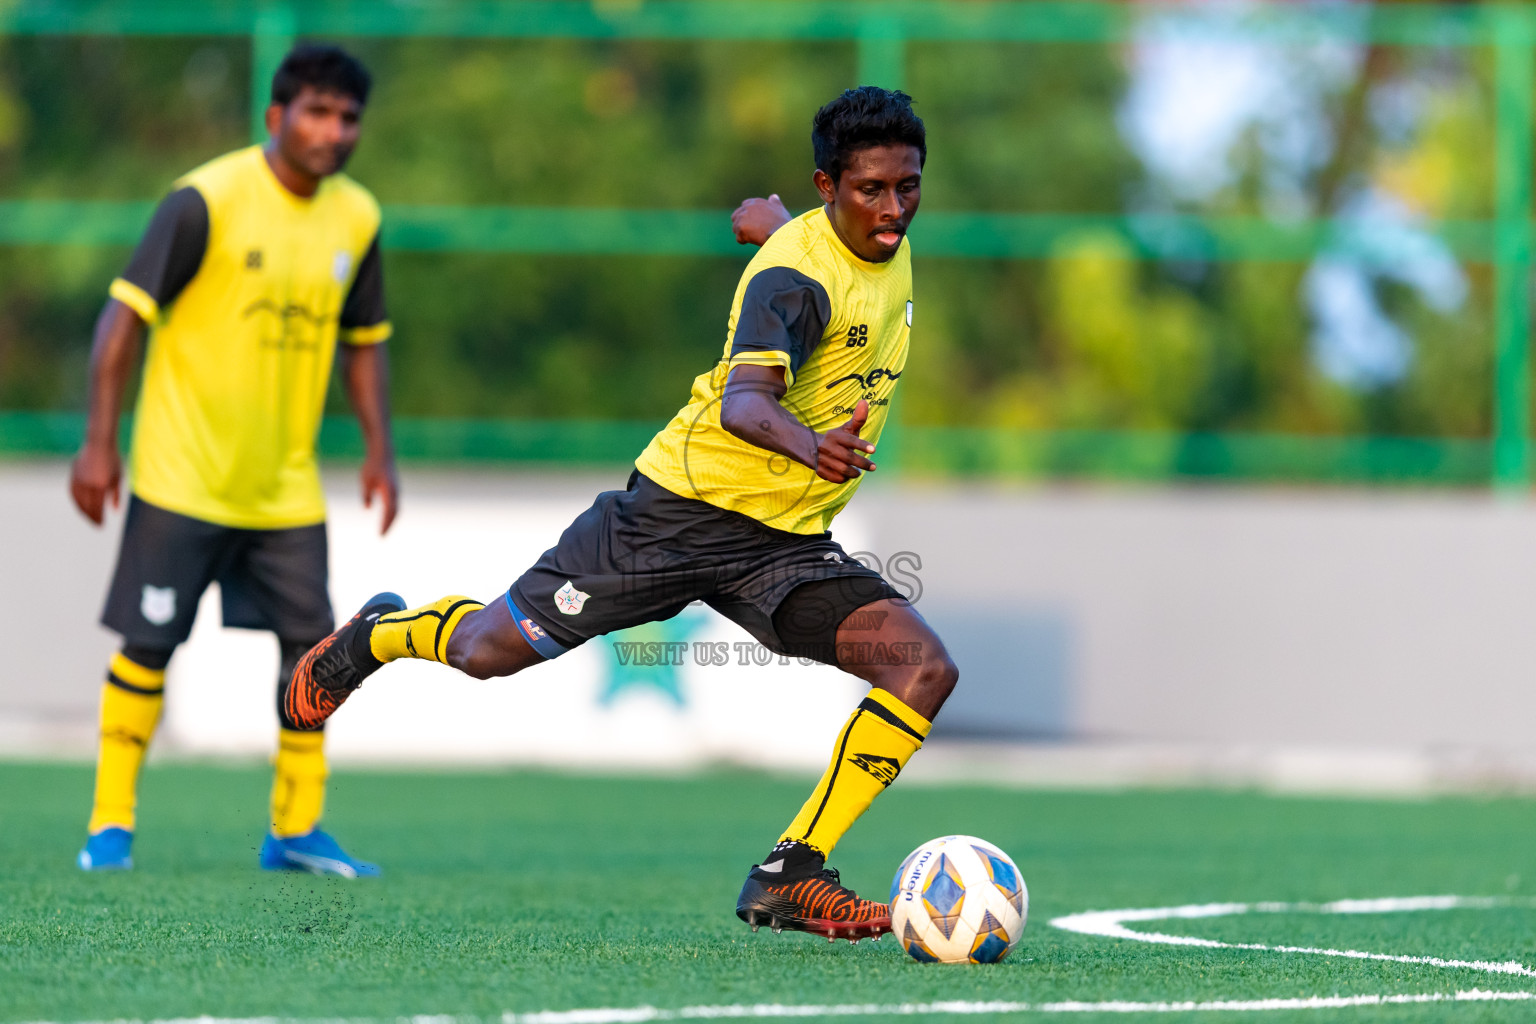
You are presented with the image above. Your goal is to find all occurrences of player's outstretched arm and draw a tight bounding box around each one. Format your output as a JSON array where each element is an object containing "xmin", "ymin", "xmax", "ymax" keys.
[
  {"xmin": 70, "ymin": 300, "xmax": 146, "ymax": 525},
  {"xmin": 720, "ymin": 364, "xmax": 875, "ymax": 484},
  {"xmin": 731, "ymin": 195, "xmax": 793, "ymax": 246},
  {"xmin": 340, "ymin": 342, "xmax": 399, "ymax": 535}
]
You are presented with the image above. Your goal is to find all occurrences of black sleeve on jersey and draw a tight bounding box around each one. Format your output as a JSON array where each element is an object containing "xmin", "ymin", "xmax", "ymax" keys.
[
  {"xmin": 730, "ymin": 266, "xmax": 832, "ymax": 376},
  {"xmin": 339, "ymin": 232, "xmax": 388, "ymax": 333},
  {"xmin": 119, "ymin": 186, "xmax": 209, "ymax": 312}
]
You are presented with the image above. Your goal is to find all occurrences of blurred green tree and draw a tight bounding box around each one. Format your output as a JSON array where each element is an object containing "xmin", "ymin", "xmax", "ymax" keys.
[{"xmin": 0, "ymin": 20, "xmax": 1500, "ymax": 450}]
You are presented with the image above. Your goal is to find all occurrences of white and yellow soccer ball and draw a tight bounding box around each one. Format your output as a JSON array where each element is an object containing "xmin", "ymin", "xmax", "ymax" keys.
[{"xmin": 888, "ymin": 835, "xmax": 1028, "ymax": 963}]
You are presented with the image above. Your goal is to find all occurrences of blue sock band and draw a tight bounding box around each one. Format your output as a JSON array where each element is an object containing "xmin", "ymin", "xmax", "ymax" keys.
[{"xmin": 504, "ymin": 590, "xmax": 570, "ymax": 660}]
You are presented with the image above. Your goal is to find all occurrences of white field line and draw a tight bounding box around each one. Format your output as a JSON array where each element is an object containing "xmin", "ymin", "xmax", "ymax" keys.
[
  {"xmin": 26, "ymin": 895, "xmax": 1536, "ymax": 1023},
  {"xmin": 506, "ymin": 990, "xmax": 1536, "ymax": 1018},
  {"xmin": 1050, "ymin": 894, "xmax": 1536, "ymax": 977},
  {"xmin": 19, "ymin": 994, "xmax": 1536, "ymax": 1024}
]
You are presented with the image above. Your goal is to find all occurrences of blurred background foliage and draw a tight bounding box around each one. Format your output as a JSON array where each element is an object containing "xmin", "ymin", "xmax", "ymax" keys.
[{"xmin": 0, "ymin": 9, "xmax": 1503, "ymax": 441}]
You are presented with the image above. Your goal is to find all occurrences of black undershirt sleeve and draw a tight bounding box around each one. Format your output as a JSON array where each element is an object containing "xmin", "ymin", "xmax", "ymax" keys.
[
  {"xmin": 119, "ymin": 186, "xmax": 209, "ymax": 313},
  {"xmin": 339, "ymin": 233, "xmax": 387, "ymax": 334},
  {"xmin": 730, "ymin": 266, "xmax": 832, "ymax": 377}
]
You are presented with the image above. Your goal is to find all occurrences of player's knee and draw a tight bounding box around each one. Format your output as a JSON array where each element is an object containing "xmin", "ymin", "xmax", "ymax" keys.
[
  {"xmin": 917, "ymin": 644, "xmax": 959, "ymax": 704},
  {"xmin": 446, "ymin": 638, "xmax": 498, "ymax": 679},
  {"xmin": 444, "ymin": 620, "xmax": 512, "ymax": 680},
  {"xmin": 866, "ymin": 639, "xmax": 956, "ymax": 712}
]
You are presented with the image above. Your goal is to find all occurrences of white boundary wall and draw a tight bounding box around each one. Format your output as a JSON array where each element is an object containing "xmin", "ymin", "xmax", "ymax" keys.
[{"xmin": 6, "ymin": 461, "xmax": 1536, "ymax": 786}]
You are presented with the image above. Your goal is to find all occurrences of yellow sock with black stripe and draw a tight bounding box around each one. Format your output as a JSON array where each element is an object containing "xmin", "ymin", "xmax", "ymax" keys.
[
  {"xmin": 779, "ymin": 688, "xmax": 932, "ymax": 858},
  {"xmin": 87, "ymin": 653, "xmax": 166, "ymax": 834},
  {"xmin": 270, "ymin": 729, "xmax": 327, "ymax": 837},
  {"xmin": 369, "ymin": 595, "xmax": 484, "ymax": 664}
]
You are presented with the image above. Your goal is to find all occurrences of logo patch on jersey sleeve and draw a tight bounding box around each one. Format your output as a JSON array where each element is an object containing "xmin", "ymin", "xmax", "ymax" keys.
[{"xmin": 906, "ymin": 300, "xmax": 913, "ymax": 327}]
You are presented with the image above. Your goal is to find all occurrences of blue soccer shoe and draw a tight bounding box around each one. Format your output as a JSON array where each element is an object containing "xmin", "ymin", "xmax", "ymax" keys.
[
  {"xmin": 77, "ymin": 827, "xmax": 134, "ymax": 871},
  {"xmin": 260, "ymin": 828, "xmax": 381, "ymax": 878}
]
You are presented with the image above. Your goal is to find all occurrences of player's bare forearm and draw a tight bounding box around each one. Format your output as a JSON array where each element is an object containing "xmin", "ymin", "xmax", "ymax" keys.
[
  {"xmin": 341, "ymin": 342, "xmax": 399, "ymax": 533},
  {"xmin": 719, "ymin": 364, "xmax": 875, "ymax": 484},
  {"xmin": 70, "ymin": 300, "xmax": 144, "ymax": 524},
  {"xmin": 721, "ymin": 372, "xmax": 817, "ymax": 468},
  {"xmin": 82, "ymin": 301, "xmax": 144, "ymax": 450},
  {"xmin": 341, "ymin": 342, "xmax": 394, "ymax": 459}
]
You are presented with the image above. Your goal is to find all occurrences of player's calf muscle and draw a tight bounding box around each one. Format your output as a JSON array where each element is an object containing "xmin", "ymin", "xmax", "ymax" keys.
[{"xmin": 444, "ymin": 605, "xmax": 540, "ymax": 679}]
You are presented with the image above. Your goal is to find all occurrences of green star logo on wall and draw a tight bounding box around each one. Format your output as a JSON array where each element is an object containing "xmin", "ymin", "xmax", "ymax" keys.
[{"xmin": 598, "ymin": 610, "xmax": 710, "ymax": 709}]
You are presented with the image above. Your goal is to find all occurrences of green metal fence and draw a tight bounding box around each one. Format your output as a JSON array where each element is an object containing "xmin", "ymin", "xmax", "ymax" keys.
[
  {"xmin": 1, "ymin": 1, "xmax": 1532, "ymax": 487},
  {"xmin": 0, "ymin": 410, "xmax": 1496, "ymax": 486}
]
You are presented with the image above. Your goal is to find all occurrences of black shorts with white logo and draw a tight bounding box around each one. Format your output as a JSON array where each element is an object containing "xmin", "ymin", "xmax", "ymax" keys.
[
  {"xmin": 101, "ymin": 495, "xmax": 334, "ymax": 650},
  {"xmin": 506, "ymin": 471, "xmax": 902, "ymax": 665}
]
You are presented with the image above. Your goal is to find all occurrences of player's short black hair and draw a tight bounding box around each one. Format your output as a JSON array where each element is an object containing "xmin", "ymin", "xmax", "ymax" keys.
[
  {"xmin": 271, "ymin": 44, "xmax": 372, "ymax": 107},
  {"xmin": 811, "ymin": 86, "xmax": 926, "ymax": 183}
]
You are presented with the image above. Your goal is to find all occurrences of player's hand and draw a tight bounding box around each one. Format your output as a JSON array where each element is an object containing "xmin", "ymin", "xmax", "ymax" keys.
[
  {"xmin": 362, "ymin": 452, "xmax": 399, "ymax": 535},
  {"xmin": 732, "ymin": 195, "xmax": 792, "ymax": 246},
  {"xmin": 814, "ymin": 399, "xmax": 876, "ymax": 484},
  {"xmin": 69, "ymin": 441, "xmax": 121, "ymax": 526}
]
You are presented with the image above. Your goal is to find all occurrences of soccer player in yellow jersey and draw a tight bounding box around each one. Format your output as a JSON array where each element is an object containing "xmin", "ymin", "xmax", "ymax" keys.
[
  {"xmin": 291, "ymin": 87, "xmax": 954, "ymax": 938},
  {"xmin": 70, "ymin": 45, "xmax": 397, "ymax": 876}
]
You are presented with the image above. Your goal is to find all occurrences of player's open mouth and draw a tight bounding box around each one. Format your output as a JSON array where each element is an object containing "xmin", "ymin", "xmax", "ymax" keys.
[{"xmin": 873, "ymin": 229, "xmax": 903, "ymax": 246}]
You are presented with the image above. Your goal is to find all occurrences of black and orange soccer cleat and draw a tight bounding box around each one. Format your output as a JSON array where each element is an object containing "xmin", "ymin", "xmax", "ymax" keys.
[
  {"xmin": 736, "ymin": 841, "xmax": 891, "ymax": 942},
  {"xmin": 284, "ymin": 592, "xmax": 405, "ymax": 730}
]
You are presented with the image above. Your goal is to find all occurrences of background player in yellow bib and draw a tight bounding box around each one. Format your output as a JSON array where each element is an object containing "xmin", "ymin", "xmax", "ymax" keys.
[
  {"xmin": 70, "ymin": 45, "xmax": 397, "ymax": 876},
  {"xmin": 289, "ymin": 86, "xmax": 955, "ymax": 940}
]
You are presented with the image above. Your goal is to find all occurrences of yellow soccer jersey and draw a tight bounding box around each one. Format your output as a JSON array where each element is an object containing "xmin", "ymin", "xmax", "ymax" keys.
[
  {"xmin": 109, "ymin": 145, "xmax": 390, "ymax": 529},
  {"xmin": 636, "ymin": 207, "xmax": 912, "ymax": 535}
]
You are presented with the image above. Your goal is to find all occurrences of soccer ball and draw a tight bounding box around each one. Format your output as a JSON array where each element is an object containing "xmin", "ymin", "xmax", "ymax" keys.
[{"xmin": 888, "ymin": 834, "xmax": 1027, "ymax": 963}]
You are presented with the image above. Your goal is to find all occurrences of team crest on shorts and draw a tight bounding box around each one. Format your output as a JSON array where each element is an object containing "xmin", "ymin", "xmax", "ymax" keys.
[
  {"xmin": 141, "ymin": 585, "xmax": 176, "ymax": 626},
  {"xmin": 554, "ymin": 580, "xmax": 591, "ymax": 616}
]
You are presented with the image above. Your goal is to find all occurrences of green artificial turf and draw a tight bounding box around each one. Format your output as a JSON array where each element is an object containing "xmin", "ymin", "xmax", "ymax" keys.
[{"xmin": 4, "ymin": 761, "xmax": 1536, "ymax": 1022}]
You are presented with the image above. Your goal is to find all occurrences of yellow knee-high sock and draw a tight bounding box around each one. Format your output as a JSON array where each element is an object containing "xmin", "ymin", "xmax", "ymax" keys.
[
  {"xmin": 270, "ymin": 729, "xmax": 327, "ymax": 837},
  {"xmin": 369, "ymin": 595, "xmax": 483, "ymax": 664},
  {"xmin": 87, "ymin": 653, "xmax": 166, "ymax": 834},
  {"xmin": 780, "ymin": 688, "xmax": 932, "ymax": 857}
]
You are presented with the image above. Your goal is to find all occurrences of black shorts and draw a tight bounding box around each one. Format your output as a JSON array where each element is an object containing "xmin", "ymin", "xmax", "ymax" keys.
[
  {"xmin": 507, "ymin": 471, "xmax": 902, "ymax": 665},
  {"xmin": 101, "ymin": 495, "xmax": 334, "ymax": 650}
]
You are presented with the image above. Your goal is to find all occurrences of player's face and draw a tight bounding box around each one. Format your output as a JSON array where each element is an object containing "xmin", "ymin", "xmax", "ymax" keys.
[
  {"xmin": 816, "ymin": 144, "xmax": 923, "ymax": 263},
  {"xmin": 272, "ymin": 87, "xmax": 364, "ymax": 180}
]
